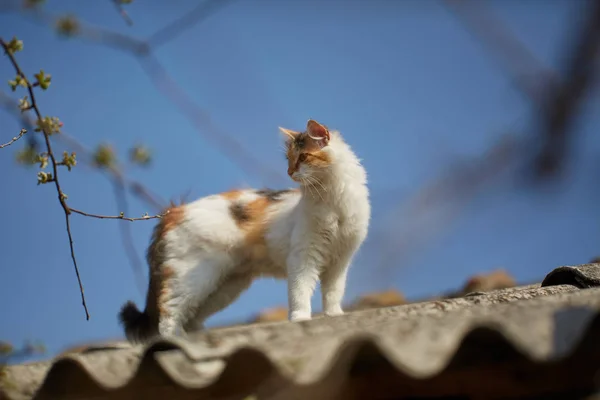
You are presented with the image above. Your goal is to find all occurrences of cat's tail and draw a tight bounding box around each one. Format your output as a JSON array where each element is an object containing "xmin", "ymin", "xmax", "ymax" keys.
[{"xmin": 118, "ymin": 301, "xmax": 155, "ymax": 343}]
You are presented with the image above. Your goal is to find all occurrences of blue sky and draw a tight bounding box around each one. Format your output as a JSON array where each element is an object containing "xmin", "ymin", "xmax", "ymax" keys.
[{"xmin": 1, "ymin": 0, "xmax": 598, "ymax": 360}]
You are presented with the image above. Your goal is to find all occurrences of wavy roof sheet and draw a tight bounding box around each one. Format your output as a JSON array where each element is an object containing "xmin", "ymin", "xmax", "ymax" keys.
[{"xmin": 3, "ymin": 263, "xmax": 600, "ymax": 400}]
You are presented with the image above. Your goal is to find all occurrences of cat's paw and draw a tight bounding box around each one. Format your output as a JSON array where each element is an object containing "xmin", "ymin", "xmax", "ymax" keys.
[
  {"xmin": 324, "ymin": 308, "xmax": 344, "ymax": 317},
  {"xmin": 290, "ymin": 311, "xmax": 311, "ymax": 322}
]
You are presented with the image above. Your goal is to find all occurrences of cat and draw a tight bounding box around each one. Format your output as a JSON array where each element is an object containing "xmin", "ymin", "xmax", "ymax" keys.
[{"xmin": 118, "ymin": 119, "xmax": 371, "ymax": 343}]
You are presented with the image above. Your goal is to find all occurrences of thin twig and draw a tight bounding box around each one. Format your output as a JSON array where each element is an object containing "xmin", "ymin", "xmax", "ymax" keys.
[
  {"xmin": 111, "ymin": 177, "xmax": 147, "ymax": 296},
  {"xmin": 0, "ymin": 89, "xmax": 163, "ymax": 296},
  {"xmin": 0, "ymin": 91, "xmax": 167, "ymax": 212},
  {"xmin": 1, "ymin": 37, "xmax": 90, "ymax": 320},
  {"xmin": 4, "ymin": 3, "xmax": 285, "ymax": 185},
  {"xmin": 56, "ymin": 131, "xmax": 167, "ymax": 211},
  {"xmin": 0, "ymin": 3, "xmax": 148, "ymax": 55},
  {"xmin": 147, "ymin": 0, "xmax": 237, "ymax": 50},
  {"xmin": 70, "ymin": 207, "xmax": 164, "ymax": 221},
  {"xmin": 0, "ymin": 128, "xmax": 26, "ymax": 148},
  {"xmin": 111, "ymin": 0, "xmax": 133, "ymax": 26}
]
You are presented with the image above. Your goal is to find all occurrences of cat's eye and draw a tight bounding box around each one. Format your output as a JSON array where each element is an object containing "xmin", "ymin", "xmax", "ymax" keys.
[{"xmin": 298, "ymin": 153, "xmax": 307, "ymax": 162}]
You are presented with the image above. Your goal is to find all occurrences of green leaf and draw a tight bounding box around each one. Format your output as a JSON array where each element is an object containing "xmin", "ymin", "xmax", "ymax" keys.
[
  {"xmin": 36, "ymin": 154, "xmax": 49, "ymax": 169},
  {"xmin": 60, "ymin": 151, "xmax": 77, "ymax": 171},
  {"xmin": 18, "ymin": 96, "xmax": 30, "ymax": 112},
  {"xmin": 34, "ymin": 70, "xmax": 51, "ymax": 90},
  {"xmin": 15, "ymin": 146, "xmax": 39, "ymax": 166},
  {"xmin": 56, "ymin": 15, "xmax": 80, "ymax": 37},
  {"xmin": 93, "ymin": 144, "xmax": 116, "ymax": 168},
  {"xmin": 37, "ymin": 171, "xmax": 53, "ymax": 185},
  {"xmin": 8, "ymin": 75, "xmax": 27, "ymax": 91},
  {"xmin": 5, "ymin": 37, "xmax": 23, "ymax": 54},
  {"xmin": 129, "ymin": 144, "xmax": 152, "ymax": 166},
  {"xmin": 35, "ymin": 116, "xmax": 62, "ymax": 135}
]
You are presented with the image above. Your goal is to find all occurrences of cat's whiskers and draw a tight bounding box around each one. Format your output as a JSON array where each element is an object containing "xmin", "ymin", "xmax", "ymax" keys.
[
  {"xmin": 310, "ymin": 175, "xmax": 328, "ymax": 195},
  {"xmin": 300, "ymin": 176, "xmax": 318, "ymax": 200},
  {"xmin": 303, "ymin": 175, "xmax": 326, "ymax": 203},
  {"xmin": 300, "ymin": 177, "xmax": 317, "ymax": 200}
]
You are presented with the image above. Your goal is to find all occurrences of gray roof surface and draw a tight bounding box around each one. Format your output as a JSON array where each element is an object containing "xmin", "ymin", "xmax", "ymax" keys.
[{"xmin": 2, "ymin": 263, "xmax": 600, "ymax": 400}]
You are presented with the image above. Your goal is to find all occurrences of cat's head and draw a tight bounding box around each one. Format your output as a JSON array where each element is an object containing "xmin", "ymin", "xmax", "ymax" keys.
[{"xmin": 279, "ymin": 119, "xmax": 333, "ymax": 183}]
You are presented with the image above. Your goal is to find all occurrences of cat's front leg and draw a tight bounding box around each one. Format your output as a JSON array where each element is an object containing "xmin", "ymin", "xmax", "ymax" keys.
[
  {"xmin": 286, "ymin": 252, "xmax": 319, "ymax": 322},
  {"xmin": 320, "ymin": 259, "xmax": 350, "ymax": 317}
]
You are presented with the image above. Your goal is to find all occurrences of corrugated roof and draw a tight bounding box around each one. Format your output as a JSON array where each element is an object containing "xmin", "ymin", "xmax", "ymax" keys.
[{"xmin": 2, "ymin": 263, "xmax": 600, "ymax": 400}]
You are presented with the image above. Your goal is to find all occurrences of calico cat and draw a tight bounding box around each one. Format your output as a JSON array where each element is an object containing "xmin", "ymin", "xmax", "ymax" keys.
[{"xmin": 119, "ymin": 119, "xmax": 370, "ymax": 342}]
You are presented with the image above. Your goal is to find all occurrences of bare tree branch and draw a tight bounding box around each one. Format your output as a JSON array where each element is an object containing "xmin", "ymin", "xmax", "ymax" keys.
[
  {"xmin": 2, "ymin": 1, "xmax": 286, "ymax": 186},
  {"xmin": 0, "ymin": 91, "xmax": 167, "ymax": 212},
  {"xmin": 0, "ymin": 128, "xmax": 26, "ymax": 148},
  {"xmin": 147, "ymin": 0, "xmax": 238, "ymax": 50},
  {"xmin": 111, "ymin": 0, "xmax": 133, "ymax": 27},
  {"xmin": 111, "ymin": 177, "xmax": 147, "ymax": 296},
  {"xmin": 0, "ymin": 89, "xmax": 163, "ymax": 298},
  {"xmin": 1, "ymin": 37, "xmax": 90, "ymax": 320},
  {"xmin": 0, "ymin": 2, "xmax": 148, "ymax": 54},
  {"xmin": 69, "ymin": 207, "xmax": 164, "ymax": 221}
]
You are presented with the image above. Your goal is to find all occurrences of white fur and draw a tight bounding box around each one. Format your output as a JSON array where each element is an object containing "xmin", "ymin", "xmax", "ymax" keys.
[{"xmin": 137, "ymin": 130, "xmax": 370, "ymax": 339}]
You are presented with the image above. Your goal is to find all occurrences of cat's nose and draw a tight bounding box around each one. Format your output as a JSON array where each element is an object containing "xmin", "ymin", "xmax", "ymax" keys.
[{"xmin": 287, "ymin": 167, "xmax": 293, "ymax": 176}]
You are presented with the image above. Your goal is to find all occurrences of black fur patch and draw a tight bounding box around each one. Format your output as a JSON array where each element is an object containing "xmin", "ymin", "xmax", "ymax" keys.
[
  {"xmin": 229, "ymin": 202, "xmax": 250, "ymax": 224},
  {"xmin": 294, "ymin": 133, "xmax": 307, "ymax": 149},
  {"xmin": 256, "ymin": 188, "xmax": 294, "ymax": 202}
]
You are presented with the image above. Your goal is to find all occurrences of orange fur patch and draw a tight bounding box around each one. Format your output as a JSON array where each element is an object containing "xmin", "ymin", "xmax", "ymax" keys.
[
  {"xmin": 145, "ymin": 203, "xmax": 185, "ymax": 321},
  {"xmin": 305, "ymin": 150, "xmax": 332, "ymax": 168},
  {"xmin": 158, "ymin": 265, "xmax": 174, "ymax": 317},
  {"xmin": 286, "ymin": 135, "xmax": 332, "ymax": 175},
  {"xmin": 352, "ymin": 290, "xmax": 407, "ymax": 310},
  {"xmin": 229, "ymin": 197, "xmax": 271, "ymax": 260},
  {"xmin": 222, "ymin": 189, "xmax": 242, "ymax": 200},
  {"xmin": 159, "ymin": 204, "xmax": 185, "ymax": 239},
  {"xmin": 253, "ymin": 306, "xmax": 288, "ymax": 323}
]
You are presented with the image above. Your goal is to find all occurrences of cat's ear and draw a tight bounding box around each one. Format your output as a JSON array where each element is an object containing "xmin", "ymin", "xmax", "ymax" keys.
[
  {"xmin": 278, "ymin": 126, "xmax": 300, "ymax": 141},
  {"xmin": 306, "ymin": 119, "xmax": 330, "ymax": 144}
]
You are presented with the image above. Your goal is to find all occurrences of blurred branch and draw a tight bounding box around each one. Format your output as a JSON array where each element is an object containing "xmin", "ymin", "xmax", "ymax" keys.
[
  {"xmin": 442, "ymin": 0, "xmax": 558, "ymax": 102},
  {"xmin": 112, "ymin": 178, "xmax": 147, "ymax": 296},
  {"xmin": 372, "ymin": 0, "xmax": 600, "ymax": 272},
  {"xmin": 139, "ymin": 54, "xmax": 287, "ymax": 184},
  {"xmin": 1, "ymin": 0, "xmax": 287, "ymax": 186},
  {"xmin": 0, "ymin": 91, "xmax": 166, "ymax": 211},
  {"xmin": 443, "ymin": 0, "xmax": 600, "ymax": 179},
  {"xmin": 0, "ymin": 1, "xmax": 149, "ymax": 54},
  {"xmin": 0, "ymin": 128, "xmax": 26, "ymax": 148},
  {"xmin": 56, "ymin": 132, "xmax": 167, "ymax": 211},
  {"xmin": 147, "ymin": 0, "xmax": 237, "ymax": 50},
  {"xmin": 111, "ymin": 0, "xmax": 133, "ymax": 26},
  {"xmin": 372, "ymin": 133, "xmax": 520, "ymax": 273},
  {"xmin": 532, "ymin": 0, "xmax": 600, "ymax": 178}
]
